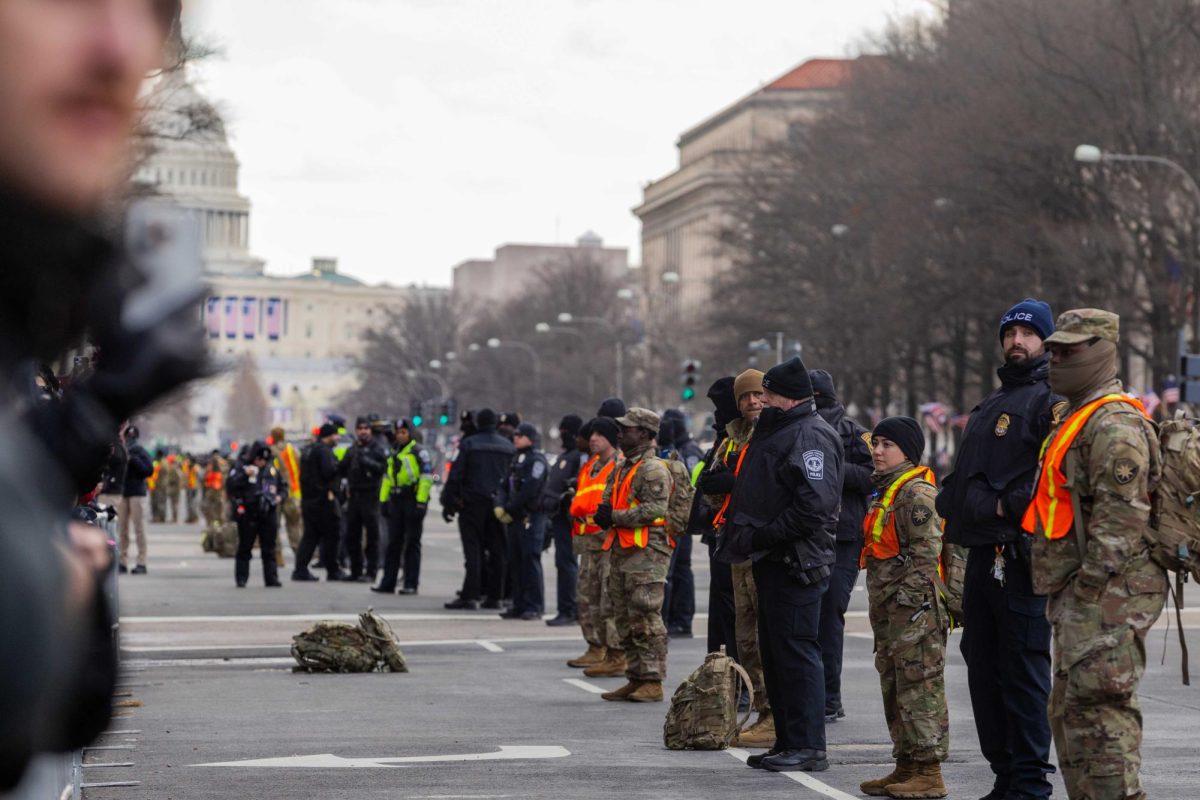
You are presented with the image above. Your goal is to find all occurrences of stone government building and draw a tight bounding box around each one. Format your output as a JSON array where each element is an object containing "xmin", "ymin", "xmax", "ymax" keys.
[{"xmin": 135, "ymin": 70, "xmax": 443, "ymax": 448}]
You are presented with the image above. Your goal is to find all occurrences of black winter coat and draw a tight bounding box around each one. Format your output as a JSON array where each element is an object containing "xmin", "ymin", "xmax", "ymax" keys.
[
  {"xmin": 936, "ymin": 355, "xmax": 1060, "ymax": 547},
  {"xmin": 300, "ymin": 440, "xmax": 340, "ymax": 504},
  {"xmin": 121, "ymin": 443, "xmax": 153, "ymax": 497},
  {"xmin": 816, "ymin": 402, "xmax": 873, "ymax": 545},
  {"xmin": 496, "ymin": 446, "xmax": 549, "ymax": 521},
  {"xmin": 341, "ymin": 438, "xmax": 389, "ymax": 495},
  {"xmin": 716, "ymin": 400, "xmax": 843, "ymax": 574},
  {"xmin": 441, "ymin": 425, "xmax": 516, "ymax": 509}
]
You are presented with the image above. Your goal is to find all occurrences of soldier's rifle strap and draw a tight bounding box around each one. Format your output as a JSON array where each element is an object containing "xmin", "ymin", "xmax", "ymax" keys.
[{"xmin": 1170, "ymin": 572, "xmax": 1190, "ymax": 686}]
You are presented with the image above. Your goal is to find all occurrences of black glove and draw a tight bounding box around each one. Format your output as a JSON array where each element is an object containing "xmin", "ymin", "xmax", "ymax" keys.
[
  {"xmin": 592, "ymin": 503, "xmax": 614, "ymax": 530},
  {"xmin": 697, "ymin": 468, "xmax": 736, "ymax": 496},
  {"xmin": 441, "ymin": 508, "xmax": 455, "ymax": 524}
]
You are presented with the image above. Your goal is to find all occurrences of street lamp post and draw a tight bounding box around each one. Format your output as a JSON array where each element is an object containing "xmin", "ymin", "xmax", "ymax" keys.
[
  {"xmin": 1075, "ymin": 144, "xmax": 1200, "ymax": 354},
  {"xmin": 557, "ymin": 312, "xmax": 624, "ymax": 398},
  {"xmin": 535, "ymin": 322, "xmax": 594, "ymax": 399},
  {"xmin": 487, "ymin": 338, "xmax": 542, "ymax": 423}
]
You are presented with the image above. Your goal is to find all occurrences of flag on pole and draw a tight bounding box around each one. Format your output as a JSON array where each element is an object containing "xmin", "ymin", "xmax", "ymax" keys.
[
  {"xmin": 205, "ymin": 297, "xmax": 221, "ymax": 338},
  {"xmin": 242, "ymin": 296, "xmax": 258, "ymax": 339},
  {"xmin": 223, "ymin": 296, "xmax": 238, "ymax": 338},
  {"xmin": 266, "ymin": 298, "xmax": 282, "ymax": 340}
]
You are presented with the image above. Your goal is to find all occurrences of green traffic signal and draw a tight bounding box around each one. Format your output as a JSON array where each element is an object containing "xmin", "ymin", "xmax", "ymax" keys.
[
  {"xmin": 412, "ymin": 415, "xmax": 424, "ymax": 427},
  {"xmin": 439, "ymin": 414, "xmax": 450, "ymax": 425},
  {"xmin": 681, "ymin": 387, "xmax": 696, "ymax": 401}
]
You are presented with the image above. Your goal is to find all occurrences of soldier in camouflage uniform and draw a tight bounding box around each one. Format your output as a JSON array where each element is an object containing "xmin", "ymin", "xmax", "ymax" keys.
[
  {"xmin": 860, "ymin": 416, "xmax": 948, "ymax": 799},
  {"xmin": 163, "ymin": 454, "xmax": 183, "ymax": 523},
  {"xmin": 592, "ymin": 408, "xmax": 672, "ymax": 703},
  {"xmin": 1023, "ymin": 309, "xmax": 1166, "ymax": 800}
]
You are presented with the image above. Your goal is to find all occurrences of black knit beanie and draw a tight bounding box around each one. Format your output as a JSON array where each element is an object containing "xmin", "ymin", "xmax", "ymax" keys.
[
  {"xmin": 588, "ymin": 416, "xmax": 619, "ymax": 448},
  {"xmin": 761, "ymin": 356, "xmax": 813, "ymax": 400},
  {"xmin": 597, "ymin": 397, "xmax": 627, "ymax": 419},
  {"xmin": 872, "ymin": 416, "xmax": 925, "ymax": 466}
]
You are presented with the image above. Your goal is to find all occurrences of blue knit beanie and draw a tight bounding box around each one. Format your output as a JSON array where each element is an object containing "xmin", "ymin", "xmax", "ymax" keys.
[{"xmin": 999, "ymin": 298, "xmax": 1054, "ymax": 342}]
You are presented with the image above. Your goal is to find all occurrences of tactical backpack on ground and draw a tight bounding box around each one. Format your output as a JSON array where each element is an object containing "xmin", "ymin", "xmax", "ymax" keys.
[
  {"xmin": 663, "ymin": 646, "xmax": 752, "ymax": 750},
  {"xmin": 291, "ymin": 610, "xmax": 408, "ymax": 673},
  {"xmin": 214, "ymin": 521, "xmax": 238, "ymax": 558},
  {"xmin": 1149, "ymin": 417, "xmax": 1200, "ymax": 684},
  {"xmin": 659, "ymin": 456, "xmax": 696, "ymax": 542}
]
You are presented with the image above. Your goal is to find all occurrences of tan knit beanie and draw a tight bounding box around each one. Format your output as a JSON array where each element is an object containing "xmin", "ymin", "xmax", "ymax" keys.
[{"xmin": 733, "ymin": 368, "xmax": 765, "ymax": 400}]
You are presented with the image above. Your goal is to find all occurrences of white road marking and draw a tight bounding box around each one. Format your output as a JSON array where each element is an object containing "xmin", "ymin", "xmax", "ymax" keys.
[
  {"xmin": 726, "ymin": 748, "xmax": 859, "ymax": 800},
  {"xmin": 562, "ymin": 678, "xmax": 606, "ymax": 694},
  {"xmin": 476, "ymin": 640, "xmax": 504, "ymax": 653},
  {"xmin": 193, "ymin": 744, "xmax": 570, "ymax": 768},
  {"xmin": 122, "ymin": 634, "xmax": 583, "ymax": 655},
  {"xmin": 122, "ymin": 613, "xmax": 520, "ymax": 623}
]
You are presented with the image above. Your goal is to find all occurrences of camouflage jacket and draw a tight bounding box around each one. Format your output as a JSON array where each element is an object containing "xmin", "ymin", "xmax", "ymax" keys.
[
  {"xmin": 702, "ymin": 417, "xmax": 755, "ymax": 510},
  {"xmin": 1031, "ymin": 382, "xmax": 1165, "ymax": 599},
  {"xmin": 866, "ymin": 463, "xmax": 944, "ymax": 608},
  {"xmin": 601, "ymin": 442, "xmax": 670, "ymax": 531}
]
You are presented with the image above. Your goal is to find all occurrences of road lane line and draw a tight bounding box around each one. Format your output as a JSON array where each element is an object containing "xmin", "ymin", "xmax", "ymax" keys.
[
  {"xmin": 562, "ymin": 678, "xmax": 606, "ymax": 694},
  {"xmin": 476, "ymin": 640, "xmax": 504, "ymax": 653},
  {"xmin": 725, "ymin": 748, "xmax": 859, "ymax": 800},
  {"xmin": 122, "ymin": 634, "xmax": 584, "ymax": 654}
]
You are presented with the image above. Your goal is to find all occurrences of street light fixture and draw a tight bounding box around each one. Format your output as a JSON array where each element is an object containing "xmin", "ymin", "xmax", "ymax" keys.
[
  {"xmin": 467, "ymin": 342, "xmax": 481, "ymax": 352},
  {"xmin": 445, "ymin": 351, "xmax": 457, "ymax": 361},
  {"xmin": 1074, "ymin": 144, "xmax": 1103, "ymax": 163},
  {"xmin": 557, "ymin": 312, "xmax": 573, "ymax": 323},
  {"xmin": 534, "ymin": 322, "xmax": 551, "ymax": 333},
  {"xmin": 661, "ymin": 271, "xmax": 681, "ymax": 284},
  {"xmin": 616, "ymin": 288, "xmax": 635, "ymax": 301},
  {"xmin": 487, "ymin": 337, "xmax": 501, "ymax": 348},
  {"xmin": 428, "ymin": 359, "xmax": 442, "ymax": 370},
  {"xmin": 830, "ymin": 224, "xmax": 850, "ymax": 238}
]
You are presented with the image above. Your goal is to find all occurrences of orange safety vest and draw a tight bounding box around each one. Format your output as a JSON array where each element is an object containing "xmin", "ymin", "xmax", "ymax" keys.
[
  {"xmin": 147, "ymin": 461, "xmax": 161, "ymax": 491},
  {"xmin": 570, "ymin": 456, "xmax": 616, "ymax": 536},
  {"xmin": 860, "ymin": 466, "xmax": 936, "ymax": 568},
  {"xmin": 204, "ymin": 468, "xmax": 224, "ymax": 491},
  {"xmin": 711, "ymin": 439, "xmax": 750, "ymax": 529},
  {"xmin": 280, "ymin": 443, "xmax": 302, "ymax": 498},
  {"xmin": 1021, "ymin": 394, "xmax": 1147, "ymax": 540},
  {"xmin": 603, "ymin": 460, "xmax": 667, "ymax": 551},
  {"xmin": 185, "ymin": 463, "xmax": 199, "ymax": 490}
]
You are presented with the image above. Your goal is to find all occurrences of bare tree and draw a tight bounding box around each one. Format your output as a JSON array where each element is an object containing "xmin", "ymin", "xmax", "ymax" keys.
[{"xmin": 223, "ymin": 355, "xmax": 270, "ymax": 441}]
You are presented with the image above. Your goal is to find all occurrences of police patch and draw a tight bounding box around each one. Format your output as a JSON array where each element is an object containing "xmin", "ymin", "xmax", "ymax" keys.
[
  {"xmin": 532, "ymin": 461, "xmax": 546, "ymax": 479},
  {"xmin": 1113, "ymin": 458, "xmax": 1138, "ymax": 485},
  {"xmin": 911, "ymin": 505, "xmax": 932, "ymax": 526},
  {"xmin": 1052, "ymin": 401, "xmax": 1068, "ymax": 424},
  {"xmin": 994, "ymin": 413, "xmax": 1010, "ymax": 438},
  {"xmin": 802, "ymin": 450, "xmax": 825, "ymax": 481}
]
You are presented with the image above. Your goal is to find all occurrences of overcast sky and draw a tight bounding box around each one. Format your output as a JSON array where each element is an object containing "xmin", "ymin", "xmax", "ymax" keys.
[{"xmin": 185, "ymin": 0, "xmax": 936, "ymax": 287}]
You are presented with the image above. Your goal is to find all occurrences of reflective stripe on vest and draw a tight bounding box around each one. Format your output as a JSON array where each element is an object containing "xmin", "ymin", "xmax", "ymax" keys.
[
  {"xmin": 281, "ymin": 444, "xmax": 301, "ymax": 498},
  {"xmin": 604, "ymin": 460, "xmax": 666, "ymax": 550},
  {"xmin": 711, "ymin": 440, "xmax": 749, "ymax": 529},
  {"xmin": 1021, "ymin": 394, "xmax": 1146, "ymax": 540},
  {"xmin": 859, "ymin": 466, "xmax": 935, "ymax": 567},
  {"xmin": 570, "ymin": 456, "xmax": 615, "ymax": 536}
]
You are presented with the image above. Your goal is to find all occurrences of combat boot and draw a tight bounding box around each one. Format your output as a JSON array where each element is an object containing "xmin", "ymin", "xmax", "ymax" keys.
[
  {"xmin": 627, "ymin": 680, "xmax": 663, "ymax": 702},
  {"xmin": 885, "ymin": 762, "xmax": 946, "ymax": 799},
  {"xmin": 735, "ymin": 710, "xmax": 775, "ymax": 747},
  {"xmin": 583, "ymin": 649, "xmax": 626, "ymax": 677},
  {"xmin": 860, "ymin": 760, "xmax": 917, "ymax": 797},
  {"xmin": 567, "ymin": 645, "xmax": 606, "ymax": 669},
  {"xmin": 601, "ymin": 680, "xmax": 640, "ymax": 701}
]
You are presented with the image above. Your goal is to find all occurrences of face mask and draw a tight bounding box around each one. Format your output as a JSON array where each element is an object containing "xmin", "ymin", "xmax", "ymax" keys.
[{"xmin": 1049, "ymin": 340, "xmax": 1117, "ymax": 400}]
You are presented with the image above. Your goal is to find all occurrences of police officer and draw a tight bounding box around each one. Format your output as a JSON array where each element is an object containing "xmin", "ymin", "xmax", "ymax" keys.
[
  {"xmin": 541, "ymin": 414, "xmax": 589, "ymax": 626},
  {"xmin": 718, "ymin": 357, "xmax": 842, "ymax": 773},
  {"xmin": 227, "ymin": 442, "xmax": 284, "ymax": 588},
  {"xmin": 810, "ymin": 370, "xmax": 873, "ymax": 723},
  {"xmin": 496, "ymin": 423, "xmax": 550, "ymax": 620},
  {"xmin": 441, "ymin": 408, "xmax": 516, "ymax": 609},
  {"xmin": 935, "ymin": 298, "xmax": 1058, "ymax": 800},
  {"xmin": 293, "ymin": 423, "xmax": 343, "ymax": 582},
  {"xmin": 339, "ymin": 415, "xmax": 389, "ymax": 582},
  {"xmin": 1024, "ymin": 309, "xmax": 1166, "ymax": 800},
  {"xmin": 660, "ymin": 411, "xmax": 700, "ymax": 638},
  {"xmin": 374, "ymin": 419, "xmax": 433, "ymax": 594}
]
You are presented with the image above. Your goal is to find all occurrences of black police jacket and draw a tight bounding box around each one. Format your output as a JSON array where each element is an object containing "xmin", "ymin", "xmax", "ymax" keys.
[
  {"xmin": 716, "ymin": 400, "xmax": 843, "ymax": 572},
  {"xmin": 100, "ymin": 440, "xmax": 127, "ymax": 496},
  {"xmin": 936, "ymin": 355, "xmax": 1060, "ymax": 547},
  {"xmin": 227, "ymin": 461, "xmax": 283, "ymax": 515},
  {"xmin": 497, "ymin": 446, "xmax": 549, "ymax": 521},
  {"xmin": 539, "ymin": 445, "xmax": 588, "ymax": 517},
  {"xmin": 816, "ymin": 401, "xmax": 873, "ymax": 545},
  {"xmin": 441, "ymin": 425, "xmax": 516, "ymax": 509},
  {"xmin": 300, "ymin": 440, "xmax": 340, "ymax": 503},
  {"xmin": 341, "ymin": 438, "xmax": 388, "ymax": 495}
]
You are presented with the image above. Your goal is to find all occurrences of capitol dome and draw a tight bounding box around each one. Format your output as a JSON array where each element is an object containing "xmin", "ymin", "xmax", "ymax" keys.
[{"xmin": 135, "ymin": 68, "xmax": 264, "ymax": 276}]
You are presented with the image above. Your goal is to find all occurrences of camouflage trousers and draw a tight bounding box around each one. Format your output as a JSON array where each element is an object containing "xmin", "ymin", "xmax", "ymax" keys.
[
  {"xmin": 1048, "ymin": 568, "xmax": 1165, "ymax": 800},
  {"xmin": 868, "ymin": 586, "xmax": 949, "ymax": 763},
  {"xmin": 731, "ymin": 561, "xmax": 767, "ymax": 712},
  {"xmin": 606, "ymin": 534, "xmax": 671, "ymax": 681},
  {"xmin": 281, "ymin": 496, "xmax": 303, "ymax": 551},
  {"xmin": 166, "ymin": 490, "xmax": 181, "ymax": 523},
  {"xmin": 150, "ymin": 489, "xmax": 167, "ymax": 523},
  {"xmin": 202, "ymin": 490, "xmax": 225, "ymax": 529},
  {"xmin": 577, "ymin": 544, "xmax": 617, "ymax": 648}
]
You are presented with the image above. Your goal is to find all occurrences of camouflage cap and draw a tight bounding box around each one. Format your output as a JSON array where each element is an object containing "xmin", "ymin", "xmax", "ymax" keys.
[
  {"xmin": 615, "ymin": 407, "xmax": 660, "ymax": 436},
  {"xmin": 1044, "ymin": 308, "xmax": 1119, "ymax": 345}
]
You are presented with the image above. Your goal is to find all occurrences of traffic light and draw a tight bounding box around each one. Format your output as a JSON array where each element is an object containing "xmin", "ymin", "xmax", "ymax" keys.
[
  {"xmin": 410, "ymin": 399, "xmax": 424, "ymax": 427},
  {"xmin": 680, "ymin": 359, "xmax": 701, "ymax": 401},
  {"xmin": 438, "ymin": 401, "xmax": 451, "ymax": 426}
]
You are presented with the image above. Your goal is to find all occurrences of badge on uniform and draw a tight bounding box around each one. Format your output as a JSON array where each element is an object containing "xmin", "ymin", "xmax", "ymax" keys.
[
  {"xmin": 861, "ymin": 431, "xmax": 872, "ymax": 448},
  {"xmin": 911, "ymin": 505, "xmax": 932, "ymax": 526},
  {"xmin": 994, "ymin": 413, "xmax": 1011, "ymax": 438},
  {"xmin": 802, "ymin": 450, "xmax": 825, "ymax": 481},
  {"xmin": 1113, "ymin": 458, "xmax": 1138, "ymax": 485},
  {"xmin": 558, "ymin": 459, "xmax": 567, "ymax": 470},
  {"xmin": 517, "ymin": 453, "xmax": 526, "ymax": 464},
  {"xmin": 1052, "ymin": 401, "xmax": 1068, "ymax": 424}
]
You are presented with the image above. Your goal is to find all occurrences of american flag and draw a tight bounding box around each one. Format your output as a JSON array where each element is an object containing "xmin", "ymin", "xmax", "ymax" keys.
[
  {"xmin": 223, "ymin": 297, "xmax": 238, "ymax": 338},
  {"xmin": 1163, "ymin": 385, "xmax": 1180, "ymax": 405},
  {"xmin": 1142, "ymin": 391, "xmax": 1161, "ymax": 418},
  {"xmin": 266, "ymin": 298, "xmax": 283, "ymax": 340},
  {"xmin": 205, "ymin": 297, "xmax": 221, "ymax": 338},
  {"xmin": 242, "ymin": 297, "xmax": 258, "ymax": 339},
  {"xmin": 919, "ymin": 402, "xmax": 948, "ymax": 434}
]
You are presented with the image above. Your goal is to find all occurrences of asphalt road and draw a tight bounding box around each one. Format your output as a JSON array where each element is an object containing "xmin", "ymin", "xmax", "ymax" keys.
[{"xmin": 91, "ymin": 514, "xmax": 1200, "ymax": 800}]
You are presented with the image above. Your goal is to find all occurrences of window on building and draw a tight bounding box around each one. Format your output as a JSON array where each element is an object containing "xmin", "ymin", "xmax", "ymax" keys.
[{"xmin": 305, "ymin": 322, "xmax": 313, "ymax": 338}]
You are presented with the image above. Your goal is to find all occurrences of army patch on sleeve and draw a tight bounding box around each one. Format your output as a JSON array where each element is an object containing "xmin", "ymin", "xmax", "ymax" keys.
[
  {"xmin": 911, "ymin": 505, "xmax": 932, "ymax": 526},
  {"xmin": 1113, "ymin": 458, "xmax": 1139, "ymax": 485}
]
